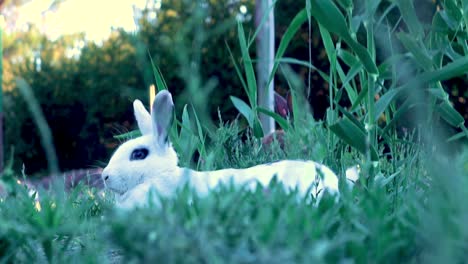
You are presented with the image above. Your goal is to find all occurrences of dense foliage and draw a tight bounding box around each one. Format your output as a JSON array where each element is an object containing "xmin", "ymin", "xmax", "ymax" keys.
[
  {"xmin": 3, "ymin": 0, "xmax": 257, "ymax": 174},
  {"xmin": 0, "ymin": 122, "xmax": 467, "ymax": 262},
  {"xmin": 3, "ymin": 0, "xmax": 466, "ymax": 174},
  {"xmin": 1, "ymin": 0, "xmax": 468, "ymax": 262}
]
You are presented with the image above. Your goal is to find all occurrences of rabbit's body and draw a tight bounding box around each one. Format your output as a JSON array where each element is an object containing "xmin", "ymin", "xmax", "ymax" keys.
[
  {"xmin": 112, "ymin": 160, "xmax": 338, "ymax": 209},
  {"xmin": 189, "ymin": 160, "xmax": 338, "ymax": 196},
  {"xmin": 102, "ymin": 90, "xmax": 356, "ymax": 209}
]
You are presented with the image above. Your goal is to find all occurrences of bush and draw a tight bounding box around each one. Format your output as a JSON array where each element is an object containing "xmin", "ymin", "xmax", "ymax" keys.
[{"xmin": 4, "ymin": 30, "xmax": 145, "ymax": 174}]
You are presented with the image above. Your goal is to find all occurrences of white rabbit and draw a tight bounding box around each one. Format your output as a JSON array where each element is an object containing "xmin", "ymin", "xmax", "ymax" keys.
[{"xmin": 102, "ymin": 90, "xmax": 358, "ymax": 209}]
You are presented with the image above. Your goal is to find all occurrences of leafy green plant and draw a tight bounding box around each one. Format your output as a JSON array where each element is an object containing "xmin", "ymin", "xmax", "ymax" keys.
[
  {"xmin": 228, "ymin": 6, "xmax": 312, "ymax": 137},
  {"xmin": 295, "ymin": 0, "xmax": 468, "ymax": 183},
  {"xmin": 2, "ymin": 0, "xmax": 468, "ymax": 263}
]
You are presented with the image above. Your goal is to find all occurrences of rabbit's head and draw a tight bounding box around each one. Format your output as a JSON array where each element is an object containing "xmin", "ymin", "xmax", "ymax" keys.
[{"xmin": 102, "ymin": 90, "xmax": 179, "ymax": 195}]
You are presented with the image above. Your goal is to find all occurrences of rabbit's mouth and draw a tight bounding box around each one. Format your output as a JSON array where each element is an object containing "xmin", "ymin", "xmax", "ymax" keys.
[{"xmin": 104, "ymin": 183, "xmax": 126, "ymax": 196}]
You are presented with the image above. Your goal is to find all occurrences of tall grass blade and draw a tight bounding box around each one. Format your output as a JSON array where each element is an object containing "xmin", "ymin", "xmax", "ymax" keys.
[
  {"xmin": 397, "ymin": 32, "xmax": 433, "ymax": 70},
  {"xmin": 226, "ymin": 42, "xmax": 249, "ymax": 96},
  {"xmin": 329, "ymin": 117, "xmax": 379, "ymax": 160},
  {"xmin": 237, "ymin": 22, "xmax": 257, "ymax": 107},
  {"xmin": 266, "ymin": 9, "xmax": 308, "ymax": 89},
  {"xmin": 395, "ymin": 0, "xmax": 423, "ymax": 38},
  {"xmin": 436, "ymin": 101, "xmax": 465, "ymax": 127},
  {"xmin": 276, "ymin": 57, "xmax": 330, "ymax": 82},
  {"xmin": 15, "ymin": 78, "xmax": 59, "ymax": 175},
  {"xmin": 309, "ymin": 0, "xmax": 378, "ymax": 74},
  {"xmin": 257, "ymin": 107, "xmax": 290, "ymax": 131},
  {"xmin": 247, "ymin": 0, "xmax": 279, "ymax": 48},
  {"xmin": 230, "ymin": 96, "xmax": 254, "ymax": 128},
  {"xmin": 148, "ymin": 52, "xmax": 168, "ymax": 92},
  {"xmin": 375, "ymin": 56, "xmax": 468, "ymax": 118}
]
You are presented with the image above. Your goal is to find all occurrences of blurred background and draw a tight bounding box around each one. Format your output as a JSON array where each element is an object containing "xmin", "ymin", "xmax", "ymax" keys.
[{"xmin": 1, "ymin": 0, "xmax": 466, "ymax": 176}]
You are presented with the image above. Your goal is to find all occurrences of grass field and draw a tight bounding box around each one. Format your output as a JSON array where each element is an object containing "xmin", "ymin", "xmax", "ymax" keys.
[
  {"xmin": 2, "ymin": 0, "xmax": 468, "ymax": 263},
  {"xmin": 1, "ymin": 121, "xmax": 467, "ymax": 263}
]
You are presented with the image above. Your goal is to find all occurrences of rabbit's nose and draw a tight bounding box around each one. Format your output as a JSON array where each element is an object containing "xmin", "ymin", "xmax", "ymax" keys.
[
  {"xmin": 101, "ymin": 167, "xmax": 109, "ymax": 181},
  {"xmin": 102, "ymin": 171, "xmax": 110, "ymax": 181}
]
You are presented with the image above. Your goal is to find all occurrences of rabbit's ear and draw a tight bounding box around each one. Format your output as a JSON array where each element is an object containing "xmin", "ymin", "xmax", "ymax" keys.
[
  {"xmin": 133, "ymin": 100, "xmax": 152, "ymax": 135},
  {"xmin": 151, "ymin": 90, "xmax": 174, "ymax": 149},
  {"xmin": 274, "ymin": 92, "xmax": 289, "ymax": 118}
]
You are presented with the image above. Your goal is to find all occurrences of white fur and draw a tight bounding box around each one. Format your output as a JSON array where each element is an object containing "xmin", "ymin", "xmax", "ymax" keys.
[{"xmin": 102, "ymin": 90, "xmax": 357, "ymax": 209}]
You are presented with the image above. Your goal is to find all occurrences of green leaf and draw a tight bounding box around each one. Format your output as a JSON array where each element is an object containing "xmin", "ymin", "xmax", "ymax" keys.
[
  {"xmin": 447, "ymin": 131, "xmax": 466, "ymax": 142},
  {"xmin": 428, "ymin": 88, "xmax": 449, "ymax": 100},
  {"xmin": 436, "ymin": 101, "xmax": 465, "ymax": 127},
  {"xmin": 148, "ymin": 53, "xmax": 168, "ymax": 91},
  {"xmin": 276, "ymin": 57, "xmax": 330, "ymax": 83},
  {"xmin": 329, "ymin": 117, "xmax": 379, "ymax": 160},
  {"xmin": 346, "ymin": 38, "xmax": 379, "ymax": 75},
  {"xmin": 432, "ymin": 10, "xmax": 449, "ymax": 30},
  {"xmin": 364, "ymin": 0, "xmax": 381, "ymax": 22},
  {"xmin": 192, "ymin": 104, "xmax": 205, "ymax": 143},
  {"xmin": 377, "ymin": 54, "xmax": 407, "ymax": 80},
  {"xmin": 308, "ymin": 0, "xmax": 350, "ymax": 39},
  {"xmin": 230, "ymin": 96, "xmax": 254, "ymax": 127},
  {"xmin": 309, "ymin": 0, "xmax": 378, "ymax": 74},
  {"xmin": 375, "ymin": 56, "xmax": 468, "ymax": 117},
  {"xmin": 178, "ymin": 105, "xmax": 199, "ymax": 163},
  {"xmin": 337, "ymin": 49, "xmax": 359, "ymax": 67},
  {"xmin": 279, "ymin": 65, "xmax": 308, "ymax": 125},
  {"xmin": 226, "ymin": 43, "xmax": 249, "ymax": 98},
  {"xmin": 381, "ymin": 99, "xmax": 418, "ymax": 135},
  {"xmin": 336, "ymin": 0, "xmax": 353, "ymax": 10},
  {"xmin": 396, "ymin": 0, "xmax": 423, "ymax": 38},
  {"xmin": 191, "ymin": 104, "xmax": 207, "ymax": 161},
  {"xmin": 338, "ymin": 62, "xmax": 362, "ymax": 103},
  {"xmin": 253, "ymin": 116, "xmax": 264, "ymax": 138},
  {"xmin": 397, "ymin": 32, "xmax": 433, "ymax": 70},
  {"xmin": 439, "ymin": 10, "xmax": 460, "ymax": 30},
  {"xmin": 374, "ymin": 88, "xmax": 400, "ymax": 123},
  {"xmin": 113, "ymin": 130, "xmax": 141, "ymax": 140},
  {"xmin": 247, "ymin": 0, "xmax": 279, "ymax": 48},
  {"xmin": 318, "ymin": 24, "xmax": 337, "ymax": 66},
  {"xmin": 336, "ymin": 104, "xmax": 366, "ymax": 131},
  {"xmin": 350, "ymin": 83, "xmax": 368, "ymax": 112},
  {"xmin": 266, "ymin": 9, "xmax": 308, "ymax": 89},
  {"xmin": 420, "ymin": 56, "xmax": 468, "ymax": 83},
  {"xmin": 374, "ymin": 170, "xmax": 401, "ymax": 187},
  {"xmin": 443, "ymin": 0, "xmax": 463, "ymax": 27},
  {"xmin": 237, "ymin": 22, "xmax": 257, "ymax": 106},
  {"xmin": 257, "ymin": 107, "xmax": 290, "ymax": 131}
]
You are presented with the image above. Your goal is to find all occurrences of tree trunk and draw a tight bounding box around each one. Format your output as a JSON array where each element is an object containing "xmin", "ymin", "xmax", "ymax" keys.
[{"xmin": 255, "ymin": 0, "xmax": 275, "ymax": 135}]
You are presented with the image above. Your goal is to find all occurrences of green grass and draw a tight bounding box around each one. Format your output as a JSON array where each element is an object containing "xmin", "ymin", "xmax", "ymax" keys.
[
  {"xmin": 2, "ymin": 0, "xmax": 468, "ymax": 262},
  {"xmin": 1, "ymin": 124, "xmax": 467, "ymax": 263}
]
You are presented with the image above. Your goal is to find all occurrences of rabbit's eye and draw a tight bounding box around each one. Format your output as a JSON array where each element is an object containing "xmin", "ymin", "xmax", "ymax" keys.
[{"xmin": 130, "ymin": 148, "xmax": 149, "ymax": 161}]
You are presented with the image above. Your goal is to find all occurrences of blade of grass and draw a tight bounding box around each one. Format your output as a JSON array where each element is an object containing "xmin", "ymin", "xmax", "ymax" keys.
[
  {"xmin": 436, "ymin": 101, "xmax": 465, "ymax": 127},
  {"xmin": 226, "ymin": 42, "xmax": 249, "ymax": 98},
  {"xmin": 395, "ymin": 0, "xmax": 424, "ymax": 38},
  {"xmin": 237, "ymin": 22, "xmax": 257, "ymax": 106},
  {"xmin": 257, "ymin": 107, "xmax": 290, "ymax": 131},
  {"xmin": 230, "ymin": 96, "xmax": 254, "ymax": 128},
  {"xmin": 309, "ymin": 0, "xmax": 379, "ymax": 74},
  {"xmin": 247, "ymin": 0, "xmax": 279, "ymax": 48},
  {"xmin": 375, "ymin": 56, "xmax": 468, "ymax": 118},
  {"xmin": 329, "ymin": 117, "xmax": 379, "ymax": 160},
  {"xmin": 16, "ymin": 78, "xmax": 59, "ymax": 175},
  {"xmin": 266, "ymin": 8, "xmax": 309, "ymax": 89},
  {"xmin": 148, "ymin": 52, "xmax": 168, "ymax": 92},
  {"xmin": 276, "ymin": 57, "xmax": 330, "ymax": 83},
  {"xmin": 397, "ymin": 32, "xmax": 433, "ymax": 70}
]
